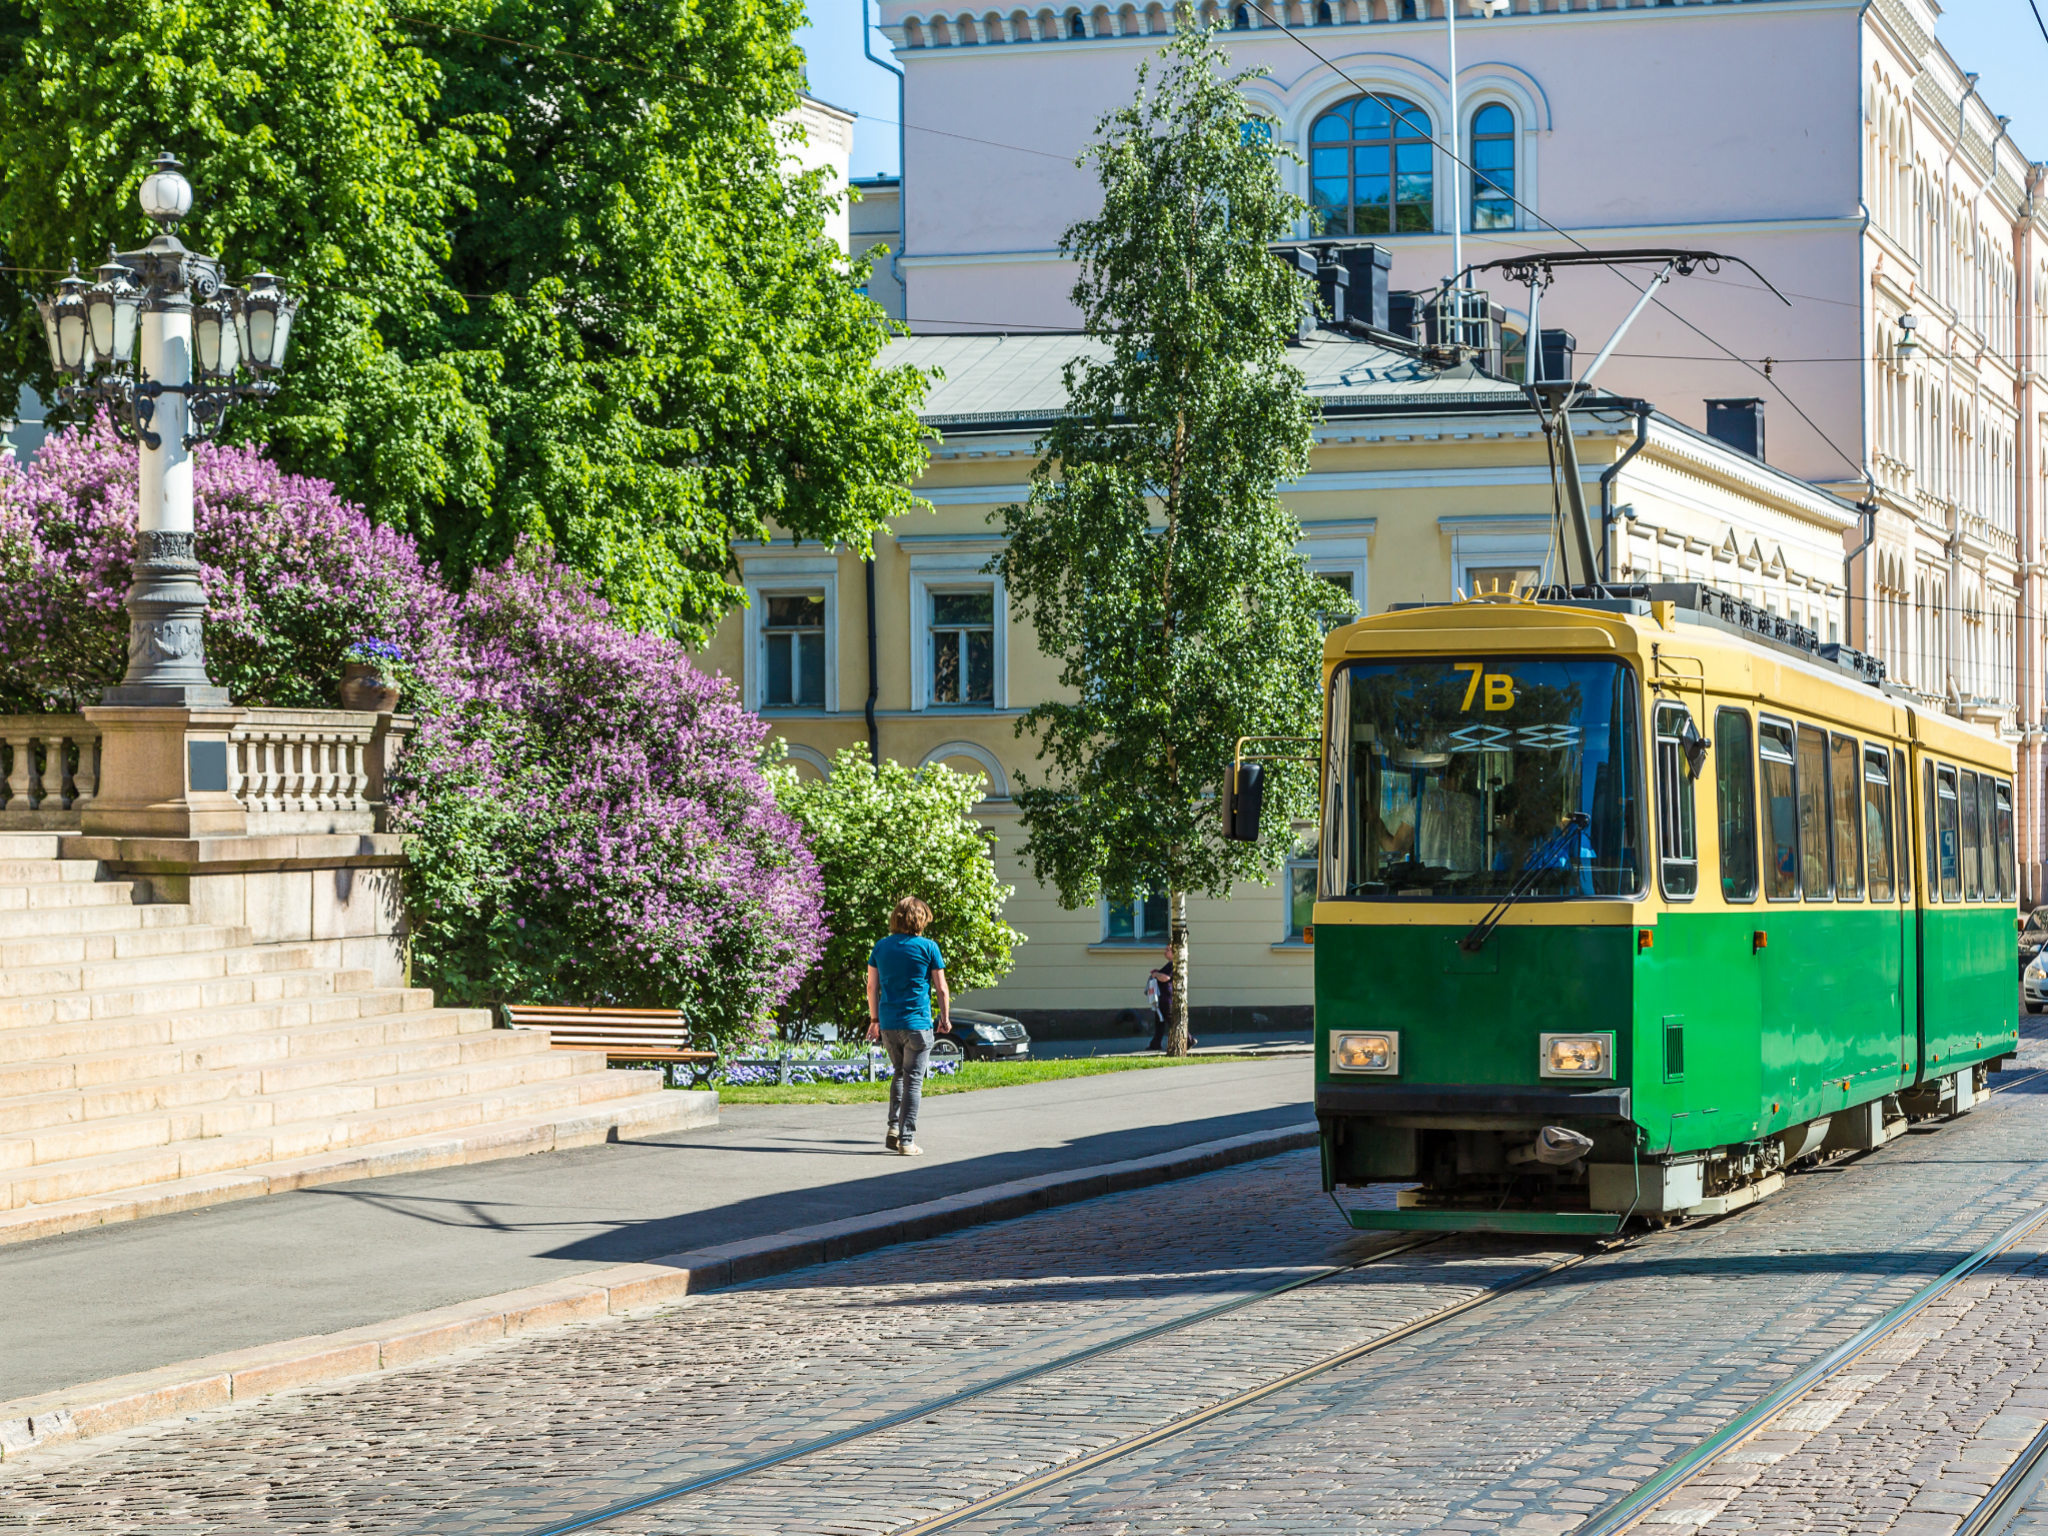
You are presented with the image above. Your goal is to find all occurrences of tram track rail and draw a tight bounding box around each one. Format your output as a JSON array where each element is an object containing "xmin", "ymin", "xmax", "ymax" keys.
[
  {"xmin": 516, "ymin": 1229, "xmax": 1459, "ymax": 1536},
  {"xmin": 503, "ymin": 1057, "xmax": 2043, "ymax": 1536},
  {"xmin": 1580, "ymin": 1192, "xmax": 2048, "ymax": 1535}
]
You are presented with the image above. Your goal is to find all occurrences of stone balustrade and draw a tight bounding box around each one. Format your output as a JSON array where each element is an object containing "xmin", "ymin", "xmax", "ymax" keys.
[
  {"xmin": 0, "ymin": 717, "xmax": 100, "ymax": 830},
  {"xmin": 0, "ymin": 709, "xmax": 408, "ymax": 835},
  {"xmin": 231, "ymin": 709, "xmax": 410, "ymax": 835}
]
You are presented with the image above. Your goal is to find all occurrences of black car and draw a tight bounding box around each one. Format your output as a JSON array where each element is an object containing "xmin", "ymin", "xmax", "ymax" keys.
[
  {"xmin": 2022, "ymin": 910, "xmax": 2048, "ymax": 974},
  {"xmin": 931, "ymin": 1007, "xmax": 1031, "ymax": 1062}
]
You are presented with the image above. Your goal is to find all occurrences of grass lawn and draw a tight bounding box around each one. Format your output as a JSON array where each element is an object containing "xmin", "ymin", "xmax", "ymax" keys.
[{"xmin": 714, "ymin": 1053, "xmax": 1262, "ymax": 1105}]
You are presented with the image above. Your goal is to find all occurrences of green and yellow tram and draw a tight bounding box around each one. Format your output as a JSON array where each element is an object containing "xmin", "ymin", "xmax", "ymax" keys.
[{"xmin": 1306, "ymin": 585, "xmax": 2020, "ymax": 1233}]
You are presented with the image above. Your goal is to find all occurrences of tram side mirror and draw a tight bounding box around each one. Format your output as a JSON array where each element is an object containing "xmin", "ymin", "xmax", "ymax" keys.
[
  {"xmin": 1679, "ymin": 716, "xmax": 1709, "ymax": 777},
  {"xmin": 1223, "ymin": 762, "xmax": 1265, "ymax": 842}
]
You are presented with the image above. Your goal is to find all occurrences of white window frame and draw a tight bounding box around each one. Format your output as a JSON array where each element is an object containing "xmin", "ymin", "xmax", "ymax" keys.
[
  {"xmin": 909, "ymin": 555, "xmax": 1008, "ymax": 712},
  {"xmin": 1098, "ymin": 890, "xmax": 1169, "ymax": 946},
  {"xmin": 1280, "ymin": 831, "xmax": 1318, "ymax": 945},
  {"xmin": 1441, "ymin": 515, "xmax": 1553, "ymax": 598},
  {"xmin": 741, "ymin": 558, "xmax": 839, "ymax": 715},
  {"xmin": 1297, "ymin": 520, "xmax": 1373, "ymax": 621}
]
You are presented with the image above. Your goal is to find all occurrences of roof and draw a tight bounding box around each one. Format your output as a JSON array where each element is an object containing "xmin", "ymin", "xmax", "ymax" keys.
[{"xmin": 880, "ymin": 330, "xmax": 1527, "ymax": 429}]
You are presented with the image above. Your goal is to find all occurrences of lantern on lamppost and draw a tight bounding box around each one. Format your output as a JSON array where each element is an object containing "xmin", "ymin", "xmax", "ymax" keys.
[{"xmin": 35, "ymin": 153, "xmax": 296, "ymax": 707}]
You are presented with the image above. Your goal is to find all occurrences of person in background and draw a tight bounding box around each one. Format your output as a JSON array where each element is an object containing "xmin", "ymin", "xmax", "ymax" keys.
[
  {"xmin": 867, "ymin": 896, "xmax": 950, "ymax": 1156},
  {"xmin": 1145, "ymin": 948, "xmax": 1197, "ymax": 1052}
]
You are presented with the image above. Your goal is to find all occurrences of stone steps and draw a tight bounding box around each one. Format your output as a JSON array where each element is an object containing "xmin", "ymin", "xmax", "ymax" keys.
[
  {"xmin": 0, "ymin": 1010, "xmax": 545, "ymax": 1133},
  {"xmin": 0, "ymin": 839, "xmax": 711, "ymax": 1243},
  {"xmin": 3, "ymin": 1066, "xmax": 670, "ymax": 1207},
  {"xmin": 0, "ymin": 900, "xmax": 208, "ymax": 938},
  {"xmin": 0, "ymin": 963, "xmax": 379, "ymax": 1034},
  {"xmin": 0, "ymin": 921, "xmax": 257, "ymax": 970},
  {"xmin": 0, "ymin": 1089, "xmax": 706, "ymax": 1245}
]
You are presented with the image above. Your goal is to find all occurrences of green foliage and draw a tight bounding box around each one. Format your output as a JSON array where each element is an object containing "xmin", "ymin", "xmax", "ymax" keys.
[
  {"xmin": 773, "ymin": 748, "xmax": 1023, "ymax": 1034},
  {"xmin": 0, "ymin": 0, "xmax": 931, "ymax": 640},
  {"xmin": 0, "ymin": 0, "xmax": 500, "ymax": 553},
  {"xmin": 997, "ymin": 22, "xmax": 1333, "ymax": 1048}
]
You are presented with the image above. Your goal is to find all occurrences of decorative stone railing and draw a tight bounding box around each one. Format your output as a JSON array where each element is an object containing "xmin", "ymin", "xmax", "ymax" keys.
[
  {"xmin": 0, "ymin": 717, "xmax": 100, "ymax": 830},
  {"xmin": 230, "ymin": 709, "xmax": 411, "ymax": 836},
  {"xmin": 0, "ymin": 709, "xmax": 409, "ymax": 835}
]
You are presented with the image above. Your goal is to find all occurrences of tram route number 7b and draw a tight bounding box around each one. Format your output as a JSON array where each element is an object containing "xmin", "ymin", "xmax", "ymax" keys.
[{"xmin": 1455, "ymin": 661, "xmax": 1518, "ymax": 712}]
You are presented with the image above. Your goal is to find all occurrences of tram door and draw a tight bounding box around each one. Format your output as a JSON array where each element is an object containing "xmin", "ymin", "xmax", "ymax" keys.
[
  {"xmin": 1890, "ymin": 746, "xmax": 1917, "ymax": 1085},
  {"xmin": 1863, "ymin": 745, "xmax": 1910, "ymax": 1087}
]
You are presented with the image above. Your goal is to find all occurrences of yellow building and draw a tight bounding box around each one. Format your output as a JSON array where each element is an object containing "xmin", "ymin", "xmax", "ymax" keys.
[{"xmin": 696, "ymin": 329, "xmax": 1866, "ymax": 1036}]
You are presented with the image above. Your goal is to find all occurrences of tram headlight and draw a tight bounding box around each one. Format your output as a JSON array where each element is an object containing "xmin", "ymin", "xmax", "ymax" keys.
[
  {"xmin": 1330, "ymin": 1031, "xmax": 1398, "ymax": 1074},
  {"xmin": 1540, "ymin": 1032, "xmax": 1614, "ymax": 1078}
]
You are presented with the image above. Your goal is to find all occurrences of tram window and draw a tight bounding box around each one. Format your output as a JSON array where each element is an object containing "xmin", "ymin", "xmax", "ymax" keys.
[
  {"xmin": 1935, "ymin": 765, "xmax": 1961, "ymax": 901},
  {"xmin": 1863, "ymin": 747, "xmax": 1894, "ymax": 902},
  {"xmin": 1960, "ymin": 770, "xmax": 1984, "ymax": 900},
  {"xmin": 1896, "ymin": 749, "xmax": 1911, "ymax": 898},
  {"xmin": 1714, "ymin": 709, "xmax": 1757, "ymax": 901},
  {"xmin": 1996, "ymin": 780, "xmax": 2017, "ymax": 901},
  {"xmin": 1974, "ymin": 774, "xmax": 1990, "ymax": 897},
  {"xmin": 1759, "ymin": 719, "xmax": 1799, "ymax": 900},
  {"xmin": 1321, "ymin": 657, "xmax": 1644, "ymax": 900},
  {"xmin": 1795, "ymin": 724, "xmax": 1832, "ymax": 899},
  {"xmin": 1829, "ymin": 734, "xmax": 1863, "ymax": 900},
  {"xmin": 1653, "ymin": 703, "xmax": 1699, "ymax": 898}
]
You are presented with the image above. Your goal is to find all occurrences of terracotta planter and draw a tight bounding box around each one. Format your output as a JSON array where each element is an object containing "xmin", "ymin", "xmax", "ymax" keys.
[{"xmin": 340, "ymin": 662, "xmax": 400, "ymax": 713}]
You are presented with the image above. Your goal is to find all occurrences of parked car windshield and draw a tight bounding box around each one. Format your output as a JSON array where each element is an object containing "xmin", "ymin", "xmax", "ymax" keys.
[{"xmin": 1322, "ymin": 657, "xmax": 1642, "ymax": 900}]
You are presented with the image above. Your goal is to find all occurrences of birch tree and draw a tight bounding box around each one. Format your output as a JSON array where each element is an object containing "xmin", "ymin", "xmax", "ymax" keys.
[{"xmin": 998, "ymin": 19, "xmax": 1330, "ymax": 1055}]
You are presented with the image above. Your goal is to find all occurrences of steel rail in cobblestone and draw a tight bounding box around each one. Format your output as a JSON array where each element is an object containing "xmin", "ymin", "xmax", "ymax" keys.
[
  {"xmin": 887, "ymin": 1245, "xmax": 1601, "ymax": 1536},
  {"xmin": 1580, "ymin": 1194, "xmax": 2048, "ymax": 1535},
  {"xmin": 1958, "ymin": 1420, "xmax": 2048, "ymax": 1536},
  {"xmin": 512, "ymin": 1234, "xmax": 1437, "ymax": 1536}
]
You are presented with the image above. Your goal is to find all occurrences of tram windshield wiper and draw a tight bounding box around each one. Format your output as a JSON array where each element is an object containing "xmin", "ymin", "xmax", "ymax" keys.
[{"xmin": 1458, "ymin": 813, "xmax": 1592, "ymax": 953}]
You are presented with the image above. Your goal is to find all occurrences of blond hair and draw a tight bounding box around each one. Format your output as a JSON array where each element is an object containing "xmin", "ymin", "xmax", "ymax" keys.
[{"xmin": 889, "ymin": 895, "xmax": 933, "ymax": 935}]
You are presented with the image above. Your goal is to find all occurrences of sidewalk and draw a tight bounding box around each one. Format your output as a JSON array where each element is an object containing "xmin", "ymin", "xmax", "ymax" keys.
[{"xmin": 2, "ymin": 1056, "xmax": 1309, "ymax": 1404}]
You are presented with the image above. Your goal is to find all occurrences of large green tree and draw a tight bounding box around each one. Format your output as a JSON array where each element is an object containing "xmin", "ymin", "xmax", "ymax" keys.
[
  {"xmin": 0, "ymin": 0, "xmax": 499, "ymax": 545},
  {"xmin": 997, "ymin": 21, "xmax": 1330, "ymax": 1055},
  {"xmin": 0, "ymin": 0, "xmax": 928, "ymax": 638}
]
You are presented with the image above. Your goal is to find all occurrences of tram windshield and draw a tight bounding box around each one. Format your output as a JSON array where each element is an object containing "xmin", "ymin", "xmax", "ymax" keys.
[{"xmin": 1322, "ymin": 657, "xmax": 1643, "ymax": 900}]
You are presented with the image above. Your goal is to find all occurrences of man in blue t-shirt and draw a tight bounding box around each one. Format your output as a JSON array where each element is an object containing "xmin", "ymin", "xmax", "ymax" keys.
[{"xmin": 866, "ymin": 895, "xmax": 952, "ymax": 1156}]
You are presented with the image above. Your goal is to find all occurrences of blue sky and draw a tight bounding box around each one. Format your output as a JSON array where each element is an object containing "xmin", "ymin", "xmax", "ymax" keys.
[{"xmin": 795, "ymin": 0, "xmax": 2048, "ymax": 181}]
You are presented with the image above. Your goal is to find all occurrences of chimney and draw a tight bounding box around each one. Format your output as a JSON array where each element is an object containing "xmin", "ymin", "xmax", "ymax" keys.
[
  {"xmin": 1705, "ymin": 398, "xmax": 1766, "ymax": 459},
  {"xmin": 1335, "ymin": 244, "xmax": 1391, "ymax": 333},
  {"xmin": 1315, "ymin": 253, "xmax": 1352, "ymax": 327},
  {"xmin": 1538, "ymin": 328, "xmax": 1576, "ymax": 384}
]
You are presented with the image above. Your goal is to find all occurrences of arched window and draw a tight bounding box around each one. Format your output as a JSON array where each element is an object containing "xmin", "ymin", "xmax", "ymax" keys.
[
  {"xmin": 1316, "ymin": 0, "xmax": 1333, "ymax": 21},
  {"xmin": 1068, "ymin": 8, "xmax": 1087, "ymax": 34},
  {"xmin": 1310, "ymin": 95, "xmax": 1434, "ymax": 235},
  {"xmin": 1242, "ymin": 116, "xmax": 1276, "ymax": 149},
  {"xmin": 1233, "ymin": 3, "xmax": 1250, "ymax": 25},
  {"xmin": 1469, "ymin": 103, "xmax": 1515, "ymax": 230}
]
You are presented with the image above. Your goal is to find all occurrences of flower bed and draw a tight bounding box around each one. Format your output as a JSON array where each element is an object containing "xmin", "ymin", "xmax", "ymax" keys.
[{"xmin": 720, "ymin": 1055, "xmax": 963, "ymax": 1087}]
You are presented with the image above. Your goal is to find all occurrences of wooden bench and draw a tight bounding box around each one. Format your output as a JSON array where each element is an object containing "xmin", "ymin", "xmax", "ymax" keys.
[{"xmin": 502, "ymin": 1005, "xmax": 718, "ymax": 1087}]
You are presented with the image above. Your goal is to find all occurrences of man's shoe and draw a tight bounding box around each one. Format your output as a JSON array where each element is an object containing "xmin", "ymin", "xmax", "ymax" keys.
[
  {"xmin": 898, "ymin": 1142, "xmax": 926, "ymax": 1157},
  {"xmin": 885, "ymin": 1130, "xmax": 900, "ymax": 1151}
]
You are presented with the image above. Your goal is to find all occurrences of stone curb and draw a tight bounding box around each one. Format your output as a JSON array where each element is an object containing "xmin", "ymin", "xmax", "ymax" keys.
[{"xmin": 0, "ymin": 1120, "xmax": 1318, "ymax": 1462}]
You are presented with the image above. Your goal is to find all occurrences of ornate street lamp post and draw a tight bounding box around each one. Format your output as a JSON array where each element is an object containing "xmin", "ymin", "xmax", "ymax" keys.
[{"xmin": 35, "ymin": 154, "xmax": 296, "ymax": 707}]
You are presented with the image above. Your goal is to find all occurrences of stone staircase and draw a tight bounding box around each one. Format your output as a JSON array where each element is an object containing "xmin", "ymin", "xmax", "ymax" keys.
[{"xmin": 0, "ymin": 832, "xmax": 710, "ymax": 1244}]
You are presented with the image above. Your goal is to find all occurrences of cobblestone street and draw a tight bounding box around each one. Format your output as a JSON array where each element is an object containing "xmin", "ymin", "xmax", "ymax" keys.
[{"xmin": 6, "ymin": 1042, "xmax": 2048, "ymax": 1535}]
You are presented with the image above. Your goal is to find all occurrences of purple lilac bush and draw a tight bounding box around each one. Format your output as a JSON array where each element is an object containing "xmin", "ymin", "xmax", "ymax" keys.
[
  {"xmin": 0, "ymin": 421, "xmax": 825, "ymax": 1043},
  {"xmin": 0, "ymin": 417, "xmax": 458, "ymax": 712},
  {"xmin": 389, "ymin": 549, "xmax": 826, "ymax": 1045}
]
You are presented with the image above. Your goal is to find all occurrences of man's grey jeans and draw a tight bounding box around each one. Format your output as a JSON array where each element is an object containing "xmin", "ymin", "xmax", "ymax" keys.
[{"xmin": 882, "ymin": 1028, "xmax": 933, "ymax": 1138}]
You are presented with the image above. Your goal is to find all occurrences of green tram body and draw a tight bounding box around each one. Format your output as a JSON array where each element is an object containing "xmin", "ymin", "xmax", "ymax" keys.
[{"xmin": 1313, "ymin": 591, "xmax": 2020, "ymax": 1234}]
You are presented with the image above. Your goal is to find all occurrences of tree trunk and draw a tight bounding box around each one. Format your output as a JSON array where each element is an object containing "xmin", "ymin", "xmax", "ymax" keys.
[{"xmin": 1166, "ymin": 887, "xmax": 1191, "ymax": 1056}]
